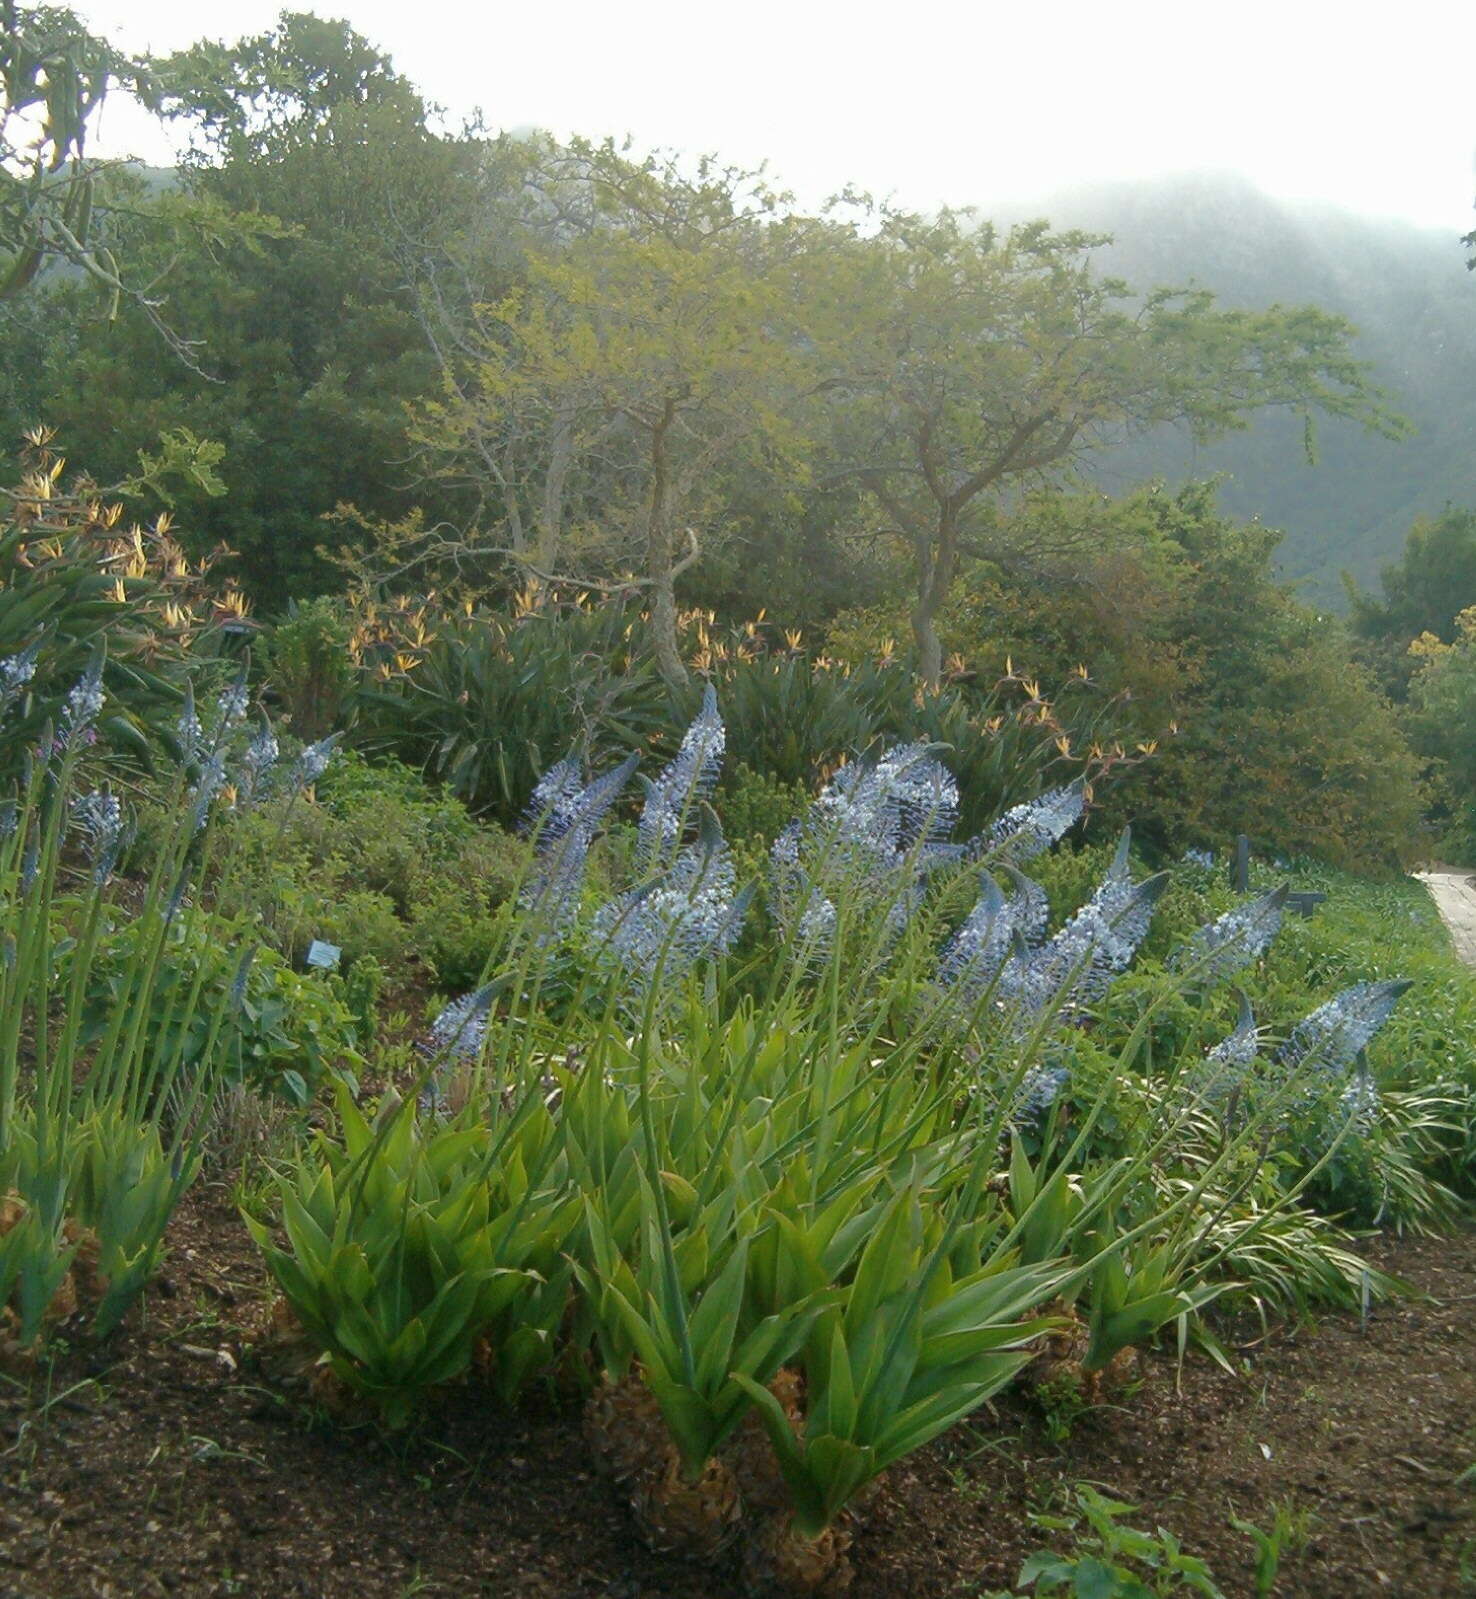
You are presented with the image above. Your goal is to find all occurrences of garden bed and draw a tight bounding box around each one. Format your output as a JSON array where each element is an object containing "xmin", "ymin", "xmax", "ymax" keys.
[{"xmin": 2, "ymin": 1192, "xmax": 1470, "ymax": 1598}]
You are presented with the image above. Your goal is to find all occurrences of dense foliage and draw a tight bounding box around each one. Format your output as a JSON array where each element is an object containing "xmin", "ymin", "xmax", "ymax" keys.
[
  {"xmin": 0, "ymin": 462, "xmax": 1467, "ymax": 1592},
  {"xmin": 1, "ymin": 12, "xmax": 1473, "ymax": 1590},
  {"xmin": 828, "ymin": 484, "xmax": 1423, "ymax": 869}
]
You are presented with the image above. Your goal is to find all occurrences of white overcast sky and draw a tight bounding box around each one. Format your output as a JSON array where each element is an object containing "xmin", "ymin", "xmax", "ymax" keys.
[{"xmin": 78, "ymin": 0, "xmax": 1476, "ymax": 233}]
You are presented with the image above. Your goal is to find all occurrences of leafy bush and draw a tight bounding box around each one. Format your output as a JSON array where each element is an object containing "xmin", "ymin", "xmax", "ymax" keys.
[
  {"xmin": 348, "ymin": 594, "xmax": 1136, "ymax": 843},
  {"xmin": 350, "ymin": 600, "xmax": 667, "ymax": 823},
  {"xmin": 830, "ymin": 483, "xmax": 1424, "ymax": 871},
  {"xmin": 258, "ymin": 595, "xmax": 357, "ymax": 739},
  {"xmin": 716, "ymin": 763, "xmax": 811, "ymax": 847},
  {"xmin": 214, "ymin": 748, "xmax": 529, "ymax": 987},
  {"xmin": 0, "ymin": 436, "xmax": 244, "ymax": 781},
  {"xmin": 80, "ymin": 918, "xmax": 361, "ymax": 1106},
  {"xmin": 991, "ymin": 1484, "xmax": 1229, "ymax": 1598}
]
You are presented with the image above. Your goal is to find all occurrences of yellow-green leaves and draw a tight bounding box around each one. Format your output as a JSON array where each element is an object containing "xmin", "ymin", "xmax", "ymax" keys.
[{"xmin": 249, "ymin": 1094, "xmax": 578, "ymax": 1423}]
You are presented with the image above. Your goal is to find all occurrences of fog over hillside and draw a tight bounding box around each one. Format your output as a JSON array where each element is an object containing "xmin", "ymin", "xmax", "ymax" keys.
[{"xmin": 985, "ymin": 171, "xmax": 1476, "ymax": 603}]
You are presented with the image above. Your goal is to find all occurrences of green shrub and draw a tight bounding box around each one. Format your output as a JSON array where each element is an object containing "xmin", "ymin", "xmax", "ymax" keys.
[
  {"xmin": 0, "ymin": 444, "xmax": 240, "ymax": 781},
  {"xmin": 211, "ymin": 749, "xmax": 530, "ymax": 986},
  {"xmin": 81, "ymin": 918, "xmax": 362, "ymax": 1106},
  {"xmin": 406, "ymin": 877, "xmax": 514, "ymax": 991},
  {"xmin": 350, "ymin": 603, "xmax": 668, "ymax": 823},
  {"xmin": 830, "ymin": 483, "xmax": 1425, "ymax": 872},
  {"xmin": 716, "ymin": 762, "xmax": 810, "ymax": 846},
  {"xmin": 258, "ymin": 595, "xmax": 358, "ymax": 740}
]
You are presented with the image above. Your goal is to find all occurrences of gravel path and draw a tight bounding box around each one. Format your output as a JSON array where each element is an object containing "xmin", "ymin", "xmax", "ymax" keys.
[{"xmin": 1413, "ymin": 865, "xmax": 1476, "ymax": 966}]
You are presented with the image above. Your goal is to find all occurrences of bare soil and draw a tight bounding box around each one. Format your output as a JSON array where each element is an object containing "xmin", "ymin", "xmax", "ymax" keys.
[{"xmin": 0, "ymin": 1193, "xmax": 1471, "ymax": 1598}]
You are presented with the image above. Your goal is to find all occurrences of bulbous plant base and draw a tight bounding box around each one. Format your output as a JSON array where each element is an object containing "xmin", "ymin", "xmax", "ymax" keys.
[
  {"xmin": 582, "ymin": 1368, "xmax": 671, "ymax": 1486},
  {"xmin": 61, "ymin": 1217, "xmax": 104, "ymax": 1308},
  {"xmin": 741, "ymin": 1513, "xmax": 854, "ymax": 1596},
  {"xmin": 1023, "ymin": 1296, "xmax": 1090, "ymax": 1391},
  {"xmin": 630, "ymin": 1452, "xmax": 744, "ymax": 1561},
  {"xmin": 0, "ymin": 1307, "xmax": 37, "ymax": 1370},
  {"xmin": 726, "ymin": 1365, "xmax": 806, "ymax": 1516},
  {"xmin": 586, "ymin": 1365, "xmax": 875, "ymax": 1575},
  {"xmin": 1025, "ymin": 1306, "xmax": 1144, "ymax": 1412},
  {"xmin": 306, "ymin": 1361, "xmax": 362, "ymax": 1418},
  {"xmin": 253, "ymin": 1296, "xmax": 371, "ymax": 1422},
  {"xmin": 1088, "ymin": 1345, "xmax": 1142, "ymax": 1401},
  {"xmin": 252, "ymin": 1294, "xmax": 316, "ymax": 1388},
  {"xmin": 0, "ymin": 1192, "xmax": 106, "ymax": 1357}
]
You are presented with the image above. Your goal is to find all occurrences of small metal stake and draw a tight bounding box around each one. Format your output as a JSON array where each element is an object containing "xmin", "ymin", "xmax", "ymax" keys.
[{"xmin": 1231, "ymin": 835, "xmax": 1251, "ymax": 894}]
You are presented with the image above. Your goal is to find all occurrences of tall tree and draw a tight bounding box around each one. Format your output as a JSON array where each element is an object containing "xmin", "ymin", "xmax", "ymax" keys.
[
  {"xmin": 816, "ymin": 211, "xmax": 1404, "ymax": 687},
  {"xmin": 1347, "ymin": 506, "xmax": 1476, "ymax": 699},
  {"xmin": 11, "ymin": 12, "xmax": 485, "ymax": 606},
  {"xmin": 413, "ymin": 140, "xmax": 827, "ymax": 683},
  {"xmin": 0, "ymin": 2, "xmax": 269, "ymax": 360}
]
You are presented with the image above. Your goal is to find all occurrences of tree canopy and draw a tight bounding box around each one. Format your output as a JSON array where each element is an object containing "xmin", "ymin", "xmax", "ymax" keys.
[{"xmin": 812, "ymin": 210, "xmax": 1403, "ymax": 685}]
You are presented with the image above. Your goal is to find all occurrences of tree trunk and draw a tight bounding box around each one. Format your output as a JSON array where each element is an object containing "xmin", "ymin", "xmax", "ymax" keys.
[
  {"xmin": 536, "ymin": 403, "xmax": 575, "ymax": 573},
  {"xmin": 911, "ymin": 506, "xmax": 958, "ymax": 693},
  {"xmin": 911, "ymin": 599, "xmax": 944, "ymax": 693},
  {"xmin": 646, "ymin": 400, "xmax": 688, "ymax": 688}
]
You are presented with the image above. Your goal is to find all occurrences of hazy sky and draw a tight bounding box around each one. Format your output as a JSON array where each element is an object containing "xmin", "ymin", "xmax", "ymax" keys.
[{"xmin": 79, "ymin": 0, "xmax": 1476, "ymax": 233}]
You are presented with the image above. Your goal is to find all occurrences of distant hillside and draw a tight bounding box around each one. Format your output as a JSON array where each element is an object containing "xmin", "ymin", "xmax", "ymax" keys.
[{"xmin": 983, "ymin": 172, "xmax": 1476, "ymax": 603}]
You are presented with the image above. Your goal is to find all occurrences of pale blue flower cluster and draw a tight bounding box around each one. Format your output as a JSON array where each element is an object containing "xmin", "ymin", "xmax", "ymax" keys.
[
  {"xmin": 636, "ymin": 683, "xmax": 724, "ymax": 874},
  {"xmin": 1025, "ymin": 837, "xmax": 1167, "ymax": 1019},
  {"xmin": 597, "ymin": 695, "xmax": 747, "ymax": 998},
  {"xmin": 940, "ymin": 830, "xmax": 1167, "ymax": 1037},
  {"xmin": 1338, "ymin": 1068, "xmax": 1381, "ymax": 1135},
  {"xmin": 290, "ymin": 734, "xmax": 338, "ymax": 791},
  {"xmin": 176, "ymin": 695, "xmax": 204, "ymax": 760},
  {"xmin": 427, "ymin": 986, "xmax": 495, "ymax": 1062},
  {"xmin": 417, "ymin": 985, "xmax": 498, "ymax": 1111},
  {"xmin": 937, "ymin": 871, "xmax": 1023, "ymax": 1005},
  {"xmin": 521, "ymin": 750, "xmax": 640, "ymax": 941},
  {"xmin": 770, "ymin": 742, "xmax": 959, "ymax": 956},
  {"xmin": 71, "ymin": 789, "xmax": 125, "ymax": 884},
  {"xmin": 0, "ymin": 641, "xmax": 39, "ymax": 713},
  {"xmin": 1186, "ymin": 979, "xmax": 1408, "ymax": 1135},
  {"xmin": 62, "ymin": 660, "xmax": 104, "ymax": 745},
  {"xmin": 1014, "ymin": 1063, "xmax": 1070, "ymax": 1123},
  {"xmin": 1274, "ymin": 980, "xmax": 1412, "ymax": 1078},
  {"xmin": 239, "ymin": 722, "xmax": 280, "ymax": 801},
  {"xmin": 177, "ymin": 679, "xmax": 294, "ymax": 825},
  {"xmin": 1171, "ymin": 886, "xmax": 1287, "ymax": 983},
  {"xmin": 189, "ymin": 753, "xmax": 228, "ymax": 833},
  {"xmin": 981, "ymin": 780, "xmax": 1085, "ymax": 864},
  {"xmin": 593, "ymin": 821, "xmax": 751, "ymax": 996},
  {"xmin": 1185, "ymin": 992, "xmax": 1261, "ymax": 1103},
  {"xmin": 216, "ymin": 677, "xmax": 250, "ymax": 727}
]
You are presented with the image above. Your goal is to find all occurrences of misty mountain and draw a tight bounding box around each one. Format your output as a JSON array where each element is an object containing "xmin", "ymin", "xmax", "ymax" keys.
[{"xmin": 985, "ymin": 171, "xmax": 1476, "ymax": 603}]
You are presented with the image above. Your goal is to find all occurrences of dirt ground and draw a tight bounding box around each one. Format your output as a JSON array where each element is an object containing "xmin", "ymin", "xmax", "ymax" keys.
[{"xmin": 0, "ymin": 1192, "xmax": 1470, "ymax": 1599}]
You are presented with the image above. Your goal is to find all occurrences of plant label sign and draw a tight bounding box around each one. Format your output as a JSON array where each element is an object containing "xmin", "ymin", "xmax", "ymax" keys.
[{"xmin": 305, "ymin": 939, "xmax": 342, "ymax": 971}]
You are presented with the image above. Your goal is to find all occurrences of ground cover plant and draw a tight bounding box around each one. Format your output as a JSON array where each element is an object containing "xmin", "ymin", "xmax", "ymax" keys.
[
  {"xmin": 220, "ymin": 695, "xmax": 1461, "ymax": 1594},
  {"xmin": 0, "ymin": 591, "xmax": 1470, "ymax": 1594}
]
